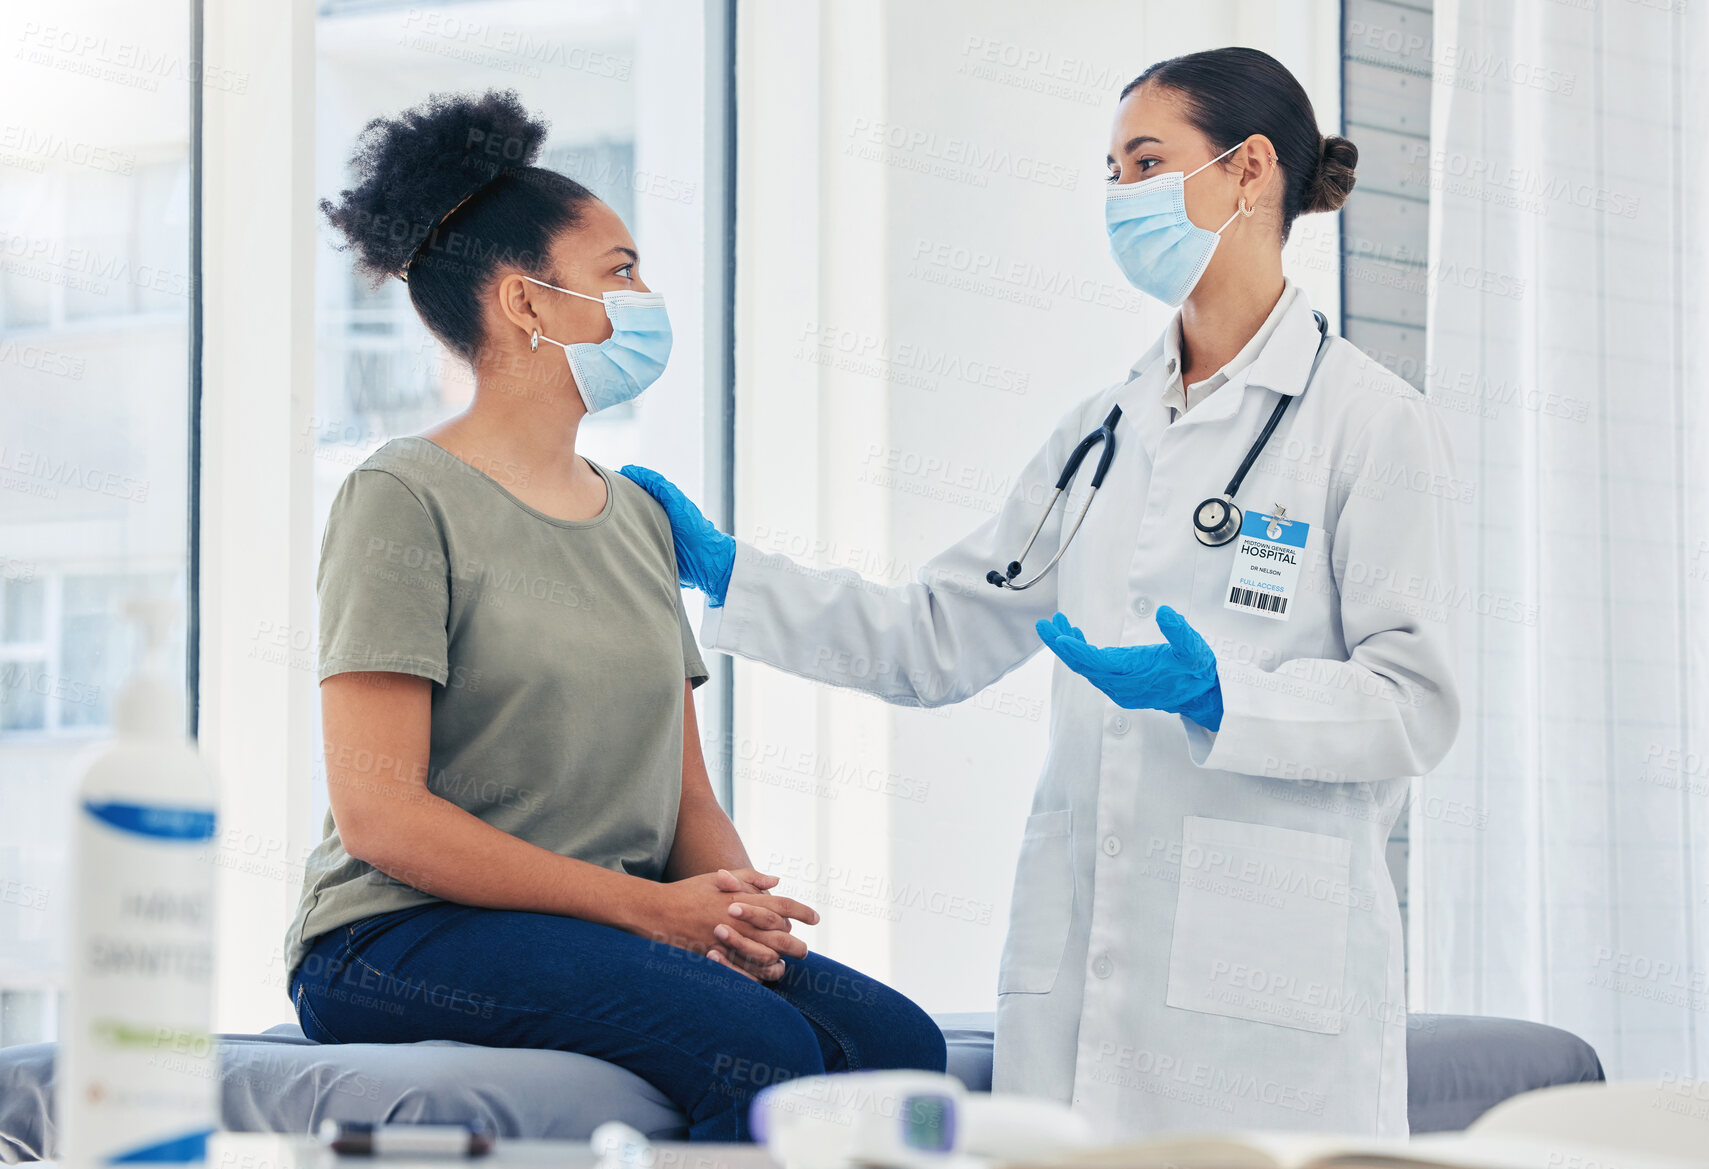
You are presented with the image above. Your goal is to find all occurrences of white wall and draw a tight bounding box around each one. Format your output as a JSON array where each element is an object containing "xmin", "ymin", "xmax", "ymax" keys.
[{"xmin": 731, "ymin": 0, "xmax": 1342, "ymax": 1011}]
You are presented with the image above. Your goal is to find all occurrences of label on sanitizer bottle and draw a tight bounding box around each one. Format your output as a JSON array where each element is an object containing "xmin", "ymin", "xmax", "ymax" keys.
[{"xmin": 61, "ymin": 799, "xmax": 218, "ymax": 1165}]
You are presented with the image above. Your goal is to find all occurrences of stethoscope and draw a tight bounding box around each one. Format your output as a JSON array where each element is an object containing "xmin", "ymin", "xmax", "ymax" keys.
[{"xmin": 987, "ymin": 309, "xmax": 1332, "ymax": 590}]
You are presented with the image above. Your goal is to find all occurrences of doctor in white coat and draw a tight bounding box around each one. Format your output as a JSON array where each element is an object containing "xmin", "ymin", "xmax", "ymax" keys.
[{"xmin": 624, "ymin": 47, "xmax": 1459, "ymax": 1139}]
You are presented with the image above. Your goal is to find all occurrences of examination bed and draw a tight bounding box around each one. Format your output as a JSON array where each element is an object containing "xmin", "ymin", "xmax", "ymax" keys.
[{"xmin": 0, "ymin": 1010, "xmax": 1602, "ymax": 1160}]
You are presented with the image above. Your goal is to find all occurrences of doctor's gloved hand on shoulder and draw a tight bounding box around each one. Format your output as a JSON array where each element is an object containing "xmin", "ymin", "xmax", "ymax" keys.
[{"xmin": 619, "ymin": 466, "xmax": 736, "ymax": 605}]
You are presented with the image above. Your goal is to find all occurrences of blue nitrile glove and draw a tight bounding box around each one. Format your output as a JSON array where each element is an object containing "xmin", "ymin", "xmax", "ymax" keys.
[
  {"xmin": 619, "ymin": 465, "xmax": 737, "ymax": 606},
  {"xmin": 1035, "ymin": 605, "xmax": 1224, "ymax": 731}
]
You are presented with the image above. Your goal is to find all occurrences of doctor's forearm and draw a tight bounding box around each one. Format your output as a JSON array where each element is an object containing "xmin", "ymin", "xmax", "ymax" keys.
[{"xmin": 711, "ymin": 540, "xmax": 1046, "ymax": 708}]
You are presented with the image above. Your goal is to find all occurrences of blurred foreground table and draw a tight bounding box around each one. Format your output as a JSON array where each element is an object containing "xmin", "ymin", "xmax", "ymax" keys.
[{"xmin": 43, "ymin": 1134, "xmax": 783, "ymax": 1169}]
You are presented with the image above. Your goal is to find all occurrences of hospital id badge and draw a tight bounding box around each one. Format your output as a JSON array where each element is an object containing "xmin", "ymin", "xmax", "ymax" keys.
[{"xmin": 1224, "ymin": 510, "xmax": 1307, "ymax": 621}]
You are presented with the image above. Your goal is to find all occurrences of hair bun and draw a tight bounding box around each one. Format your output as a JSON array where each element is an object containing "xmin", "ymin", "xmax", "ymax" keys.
[
  {"xmin": 1303, "ymin": 134, "xmax": 1358, "ymax": 214},
  {"xmin": 320, "ymin": 89, "xmax": 550, "ymax": 282}
]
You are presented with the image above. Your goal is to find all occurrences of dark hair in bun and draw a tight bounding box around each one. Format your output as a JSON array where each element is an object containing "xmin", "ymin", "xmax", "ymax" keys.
[
  {"xmin": 319, "ymin": 89, "xmax": 598, "ymax": 360},
  {"xmin": 1303, "ymin": 134, "xmax": 1358, "ymax": 214},
  {"xmin": 1121, "ymin": 47, "xmax": 1357, "ymax": 243}
]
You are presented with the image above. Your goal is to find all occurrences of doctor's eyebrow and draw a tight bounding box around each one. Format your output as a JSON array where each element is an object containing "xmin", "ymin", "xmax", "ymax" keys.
[{"xmin": 1108, "ymin": 135, "xmax": 1162, "ymax": 166}]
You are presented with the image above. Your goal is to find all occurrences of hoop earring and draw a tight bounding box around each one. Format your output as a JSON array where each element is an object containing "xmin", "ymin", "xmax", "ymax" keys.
[
  {"xmin": 530, "ymin": 328, "xmax": 540, "ymax": 352},
  {"xmin": 1238, "ymin": 197, "xmax": 1255, "ymax": 218}
]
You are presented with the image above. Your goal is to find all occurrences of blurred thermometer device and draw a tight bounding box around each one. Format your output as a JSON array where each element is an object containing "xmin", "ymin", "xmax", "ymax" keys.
[{"xmin": 752, "ymin": 1071, "xmax": 1095, "ymax": 1169}]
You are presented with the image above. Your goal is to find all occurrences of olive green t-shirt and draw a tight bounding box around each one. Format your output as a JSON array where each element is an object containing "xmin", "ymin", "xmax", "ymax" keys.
[{"xmin": 281, "ymin": 437, "xmax": 708, "ymax": 980}]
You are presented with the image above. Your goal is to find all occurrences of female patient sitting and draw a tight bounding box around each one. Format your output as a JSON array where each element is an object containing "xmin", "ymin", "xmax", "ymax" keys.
[{"xmin": 282, "ymin": 89, "xmax": 946, "ymax": 1141}]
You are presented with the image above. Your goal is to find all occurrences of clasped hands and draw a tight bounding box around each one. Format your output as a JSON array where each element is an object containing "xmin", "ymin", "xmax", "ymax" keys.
[{"xmin": 651, "ymin": 867, "xmax": 820, "ymax": 984}]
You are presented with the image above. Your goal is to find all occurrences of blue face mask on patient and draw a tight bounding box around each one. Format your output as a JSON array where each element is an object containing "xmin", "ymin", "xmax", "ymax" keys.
[
  {"xmin": 1105, "ymin": 140, "xmax": 1250, "ymax": 307},
  {"xmin": 523, "ymin": 276, "xmax": 673, "ymax": 414}
]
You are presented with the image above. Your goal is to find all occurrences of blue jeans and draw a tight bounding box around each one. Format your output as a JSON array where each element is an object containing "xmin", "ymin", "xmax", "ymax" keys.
[{"xmin": 288, "ymin": 901, "xmax": 947, "ymax": 1141}]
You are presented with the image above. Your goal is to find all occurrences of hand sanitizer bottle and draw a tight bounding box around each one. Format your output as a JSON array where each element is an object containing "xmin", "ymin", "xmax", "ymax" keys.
[{"xmin": 60, "ymin": 597, "xmax": 219, "ymax": 1164}]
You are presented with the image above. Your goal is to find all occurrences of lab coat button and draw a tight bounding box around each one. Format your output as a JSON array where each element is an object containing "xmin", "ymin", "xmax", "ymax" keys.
[
  {"xmin": 1102, "ymin": 834, "xmax": 1121, "ymax": 857},
  {"xmin": 1111, "ymin": 715, "xmax": 1129, "ymax": 734},
  {"xmin": 1092, "ymin": 954, "xmax": 1113, "ymax": 979}
]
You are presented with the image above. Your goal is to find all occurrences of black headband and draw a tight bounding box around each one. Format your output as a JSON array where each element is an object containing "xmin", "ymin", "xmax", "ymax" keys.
[{"xmin": 397, "ymin": 167, "xmax": 511, "ymax": 283}]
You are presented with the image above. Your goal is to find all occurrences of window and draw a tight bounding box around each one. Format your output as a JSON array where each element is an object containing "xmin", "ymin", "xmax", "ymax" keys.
[
  {"xmin": 0, "ymin": 0, "xmax": 195, "ymax": 1045},
  {"xmin": 0, "ymin": 575, "xmax": 48, "ymax": 732},
  {"xmin": 0, "ymin": 571, "xmax": 177, "ymax": 734}
]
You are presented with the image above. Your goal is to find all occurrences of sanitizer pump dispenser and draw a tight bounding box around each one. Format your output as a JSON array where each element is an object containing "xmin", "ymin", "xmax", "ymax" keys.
[{"xmin": 60, "ymin": 597, "xmax": 219, "ymax": 1164}]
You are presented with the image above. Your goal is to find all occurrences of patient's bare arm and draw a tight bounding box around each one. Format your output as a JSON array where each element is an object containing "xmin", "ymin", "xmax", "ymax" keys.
[
  {"xmin": 664, "ymin": 681, "xmax": 821, "ymax": 979},
  {"xmin": 319, "ymin": 671, "xmax": 808, "ymax": 976}
]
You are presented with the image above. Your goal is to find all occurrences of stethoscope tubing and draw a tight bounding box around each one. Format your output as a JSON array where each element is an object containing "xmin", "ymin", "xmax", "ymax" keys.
[
  {"xmin": 990, "ymin": 310, "xmax": 1333, "ymax": 587},
  {"xmin": 1220, "ymin": 310, "xmax": 1331, "ymax": 501},
  {"xmin": 993, "ymin": 405, "xmax": 1122, "ymax": 591}
]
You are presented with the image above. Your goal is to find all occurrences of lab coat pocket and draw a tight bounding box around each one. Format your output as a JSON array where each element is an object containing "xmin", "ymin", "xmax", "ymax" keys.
[
  {"xmin": 1165, "ymin": 815, "xmax": 1351, "ymax": 1034},
  {"xmin": 997, "ymin": 808, "xmax": 1075, "ymax": 995}
]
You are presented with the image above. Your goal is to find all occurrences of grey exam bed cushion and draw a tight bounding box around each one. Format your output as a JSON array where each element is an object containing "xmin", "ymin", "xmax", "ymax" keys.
[{"xmin": 0, "ymin": 1011, "xmax": 1603, "ymax": 1161}]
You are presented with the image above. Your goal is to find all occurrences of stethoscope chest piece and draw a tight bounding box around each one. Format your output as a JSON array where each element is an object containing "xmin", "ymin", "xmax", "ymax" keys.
[
  {"xmin": 1190, "ymin": 309, "xmax": 1332, "ymax": 551},
  {"xmin": 1193, "ymin": 495, "xmax": 1242, "ymax": 547}
]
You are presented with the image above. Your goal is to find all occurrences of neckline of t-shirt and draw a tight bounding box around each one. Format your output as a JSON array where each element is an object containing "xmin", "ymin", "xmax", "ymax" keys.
[{"xmin": 397, "ymin": 436, "xmax": 616, "ymax": 530}]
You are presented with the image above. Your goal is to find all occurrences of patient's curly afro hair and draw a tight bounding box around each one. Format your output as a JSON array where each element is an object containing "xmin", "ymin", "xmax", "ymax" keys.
[{"xmin": 319, "ymin": 88, "xmax": 599, "ymax": 361}]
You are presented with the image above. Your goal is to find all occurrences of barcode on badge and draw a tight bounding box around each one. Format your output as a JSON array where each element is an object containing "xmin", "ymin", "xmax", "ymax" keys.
[{"xmin": 1228, "ymin": 586, "xmax": 1288, "ymax": 615}]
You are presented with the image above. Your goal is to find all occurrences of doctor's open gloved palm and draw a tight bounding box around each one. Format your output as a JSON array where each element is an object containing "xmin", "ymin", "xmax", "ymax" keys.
[
  {"xmin": 1036, "ymin": 605, "xmax": 1224, "ymax": 731},
  {"xmin": 619, "ymin": 465, "xmax": 736, "ymax": 606}
]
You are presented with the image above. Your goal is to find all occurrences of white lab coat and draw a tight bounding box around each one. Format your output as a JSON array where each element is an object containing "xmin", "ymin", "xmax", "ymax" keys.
[{"xmin": 700, "ymin": 287, "xmax": 1460, "ymax": 1139}]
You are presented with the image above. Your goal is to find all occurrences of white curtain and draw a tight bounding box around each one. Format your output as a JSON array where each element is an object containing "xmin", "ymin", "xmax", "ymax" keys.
[{"xmin": 1414, "ymin": 0, "xmax": 1709, "ymax": 1079}]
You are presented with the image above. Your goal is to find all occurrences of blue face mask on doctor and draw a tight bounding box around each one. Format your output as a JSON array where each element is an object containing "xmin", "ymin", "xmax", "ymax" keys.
[
  {"xmin": 523, "ymin": 275, "xmax": 673, "ymax": 414},
  {"xmin": 1105, "ymin": 139, "xmax": 1254, "ymax": 307}
]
